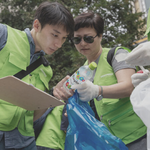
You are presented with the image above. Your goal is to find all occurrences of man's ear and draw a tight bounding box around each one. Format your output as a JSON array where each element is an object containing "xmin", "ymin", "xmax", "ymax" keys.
[{"xmin": 33, "ymin": 19, "xmax": 41, "ymax": 32}]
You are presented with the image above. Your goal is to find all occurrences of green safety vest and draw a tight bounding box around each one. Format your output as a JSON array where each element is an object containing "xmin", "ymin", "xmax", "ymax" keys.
[
  {"xmin": 145, "ymin": 8, "xmax": 150, "ymax": 41},
  {"xmin": 85, "ymin": 47, "xmax": 146, "ymax": 144},
  {"xmin": 36, "ymin": 105, "xmax": 66, "ymax": 150},
  {"xmin": 0, "ymin": 25, "xmax": 53, "ymax": 137}
]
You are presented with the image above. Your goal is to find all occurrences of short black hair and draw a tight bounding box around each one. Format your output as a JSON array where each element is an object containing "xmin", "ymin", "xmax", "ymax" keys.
[
  {"xmin": 74, "ymin": 11, "xmax": 104, "ymax": 37},
  {"xmin": 34, "ymin": 1, "xmax": 74, "ymax": 37}
]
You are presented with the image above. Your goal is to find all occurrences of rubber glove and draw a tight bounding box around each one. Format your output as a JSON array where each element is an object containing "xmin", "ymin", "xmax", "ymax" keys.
[
  {"xmin": 71, "ymin": 80, "xmax": 99, "ymax": 102},
  {"xmin": 124, "ymin": 41, "xmax": 150, "ymax": 66},
  {"xmin": 131, "ymin": 69, "xmax": 150, "ymax": 87}
]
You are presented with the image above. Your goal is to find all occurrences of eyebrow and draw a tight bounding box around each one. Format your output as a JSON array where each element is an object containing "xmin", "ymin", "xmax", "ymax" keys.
[
  {"xmin": 53, "ymin": 29, "xmax": 68, "ymax": 38},
  {"xmin": 53, "ymin": 29, "xmax": 61, "ymax": 34}
]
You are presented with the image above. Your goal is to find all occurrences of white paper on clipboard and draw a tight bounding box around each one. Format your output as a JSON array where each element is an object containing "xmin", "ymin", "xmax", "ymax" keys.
[{"xmin": 0, "ymin": 76, "xmax": 64, "ymax": 111}]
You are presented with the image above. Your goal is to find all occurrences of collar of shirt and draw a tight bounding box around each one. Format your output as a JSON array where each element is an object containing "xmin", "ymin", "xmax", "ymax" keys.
[{"xmin": 24, "ymin": 28, "xmax": 45, "ymax": 64}]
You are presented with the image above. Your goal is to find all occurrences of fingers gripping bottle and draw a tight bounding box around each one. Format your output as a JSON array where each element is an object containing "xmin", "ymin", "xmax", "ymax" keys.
[{"xmin": 63, "ymin": 62, "xmax": 97, "ymax": 94}]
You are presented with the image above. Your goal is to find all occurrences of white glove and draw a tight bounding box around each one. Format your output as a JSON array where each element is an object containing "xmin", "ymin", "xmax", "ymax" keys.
[
  {"xmin": 71, "ymin": 80, "xmax": 99, "ymax": 102},
  {"xmin": 125, "ymin": 41, "xmax": 150, "ymax": 66},
  {"xmin": 131, "ymin": 69, "xmax": 150, "ymax": 87}
]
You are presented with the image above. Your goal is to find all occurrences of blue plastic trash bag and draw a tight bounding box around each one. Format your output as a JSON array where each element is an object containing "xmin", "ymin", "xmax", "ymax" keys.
[{"xmin": 65, "ymin": 91, "xmax": 128, "ymax": 150}]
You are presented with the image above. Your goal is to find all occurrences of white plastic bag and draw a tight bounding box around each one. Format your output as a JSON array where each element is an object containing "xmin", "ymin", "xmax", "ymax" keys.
[{"xmin": 130, "ymin": 78, "xmax": 150, "ymax": 150}]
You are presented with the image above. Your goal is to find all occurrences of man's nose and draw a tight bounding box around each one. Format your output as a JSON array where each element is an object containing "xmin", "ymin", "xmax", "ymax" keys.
[{"xmin": 55, "ymin": 40, "xmax": 62, "ymax": 48}]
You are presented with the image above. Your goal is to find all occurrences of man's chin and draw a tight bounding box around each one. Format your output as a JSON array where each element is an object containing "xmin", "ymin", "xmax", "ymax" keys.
[
  {"xmin": 80, "ymin": 50, "xmax": 89, "ymax": 55},
  {"xmin": 46, "ymin": 51, "xmax": 54, "ymax": 55}
]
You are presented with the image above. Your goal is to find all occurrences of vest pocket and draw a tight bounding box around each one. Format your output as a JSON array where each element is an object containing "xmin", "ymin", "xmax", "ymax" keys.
[
  {"xmin": 8, "ymin": 52, "xmax": 28, "ymax": 70},
  {"xmin": 0, "ymin": 51, "xmax": 9, "ymax": 71},
  {"xmin": 18, "ymin": 110, "xmax": 34, "ymax": 136},
  {"xmin": 0, "ymin": 103, "xmax": 24, "ymax": 130},
  {"xmin": 0, "ymin": 104, "xmax": 17, "ymax": 125},
  {"xmin": 39, "ymin": 71, "xmax": 49, "ymax": 90},
  {"xmin": 107, "ymin": 109, "xmax": 145, "ymax": 139},
  {"xmin": 0, "ymin": 52, "xmax": 28, "ymax": 77}
]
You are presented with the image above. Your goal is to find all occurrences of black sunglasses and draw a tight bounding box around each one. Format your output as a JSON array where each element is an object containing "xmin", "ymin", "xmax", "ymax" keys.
[{"xmin": 71, "ymin": 35, "xmax": 98, "ymax": 44}]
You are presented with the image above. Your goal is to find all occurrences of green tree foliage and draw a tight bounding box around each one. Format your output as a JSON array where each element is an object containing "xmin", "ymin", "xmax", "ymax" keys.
[
  {"xmin": 45, "ymin": 41, "xmax": 85, "ymax": 89},
  {"xmin": 0, "ymin": 0, "xmax": 146, "ymax": 88},
  {"xmin": 68, "ymin": 0, "xmax": 146, "ymax": 48}
]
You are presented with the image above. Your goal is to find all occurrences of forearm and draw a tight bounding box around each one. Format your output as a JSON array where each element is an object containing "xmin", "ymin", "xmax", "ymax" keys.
[
  {"xmin": 99, "ymin": 68, "xmax": 135, "ymax": 99},
  {"xmin": 101, "ymin": 82, "xmax": 134, "ymax": 99}
]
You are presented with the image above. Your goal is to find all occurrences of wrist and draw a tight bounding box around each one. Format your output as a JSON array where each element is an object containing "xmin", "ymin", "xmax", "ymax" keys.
[{"xmin": 96, "ymin": 86, "xmax": 103, "ymax": 101}]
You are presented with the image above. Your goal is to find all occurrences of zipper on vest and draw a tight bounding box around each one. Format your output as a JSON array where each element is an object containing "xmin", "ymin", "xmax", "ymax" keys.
[
  {"xmin": 108, "ymin": 108, "xmax": 133, "ymax": 126},
  {"xmin": 100, "ymin": 115, "xmax": 103, "ymax": 121},
  {"xmin": 99, "ymin": 100, "xmax": 130, "ymax": 121},
  {"xmin": 108, "ymin": 120, "xmax": 111, "ymax": 126}
]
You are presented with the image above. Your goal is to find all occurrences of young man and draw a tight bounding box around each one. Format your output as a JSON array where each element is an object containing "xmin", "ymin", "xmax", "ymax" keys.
[{"xmin": 0, "ymin": 2, "xmax": 74, "ymax": 150}]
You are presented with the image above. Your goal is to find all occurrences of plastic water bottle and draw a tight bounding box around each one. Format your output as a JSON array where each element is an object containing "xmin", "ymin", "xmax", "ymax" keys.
[{"xmin": 63, "ymin": 62, "xmax": 97, "ymax": 94}]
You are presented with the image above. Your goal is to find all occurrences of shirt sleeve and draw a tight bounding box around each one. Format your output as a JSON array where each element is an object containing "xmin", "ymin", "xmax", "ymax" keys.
[
  {"xmin": 0, "ymin": 24, "xmax": 7, "ymax": 51},
  {"xmin": 112, "ymin": 48, "xmax": 136, "ymax": 73}
]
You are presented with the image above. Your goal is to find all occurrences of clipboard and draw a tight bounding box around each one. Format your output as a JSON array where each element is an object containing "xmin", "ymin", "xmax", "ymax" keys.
[{"xmin": 0, "ymin": 76, "xmax": 64, "ymax": 111}]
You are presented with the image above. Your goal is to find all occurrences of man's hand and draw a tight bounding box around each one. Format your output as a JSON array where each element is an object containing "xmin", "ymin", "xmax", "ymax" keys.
[
  {"xmin": 131, "ymin": 69, "xmax": 150, "ymax": 87},
  {"xmin": 71, "ymin": 80, "xmax": 99, "ymax": 102},
  {"xmin": 53, "ymin": 76, "xmax": 74, "ymax": 101},
  {"xmin": 125, "ymin": 42, "xmax": 150, "ymax": 66}
]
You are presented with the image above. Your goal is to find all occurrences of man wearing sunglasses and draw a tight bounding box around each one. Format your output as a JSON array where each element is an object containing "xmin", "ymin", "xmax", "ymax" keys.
[{"xmin": 59, "ymin": 11, "xmax": 147, "ymax": 149}]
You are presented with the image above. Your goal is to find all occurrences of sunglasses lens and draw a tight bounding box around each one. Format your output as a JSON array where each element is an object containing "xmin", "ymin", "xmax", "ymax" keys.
[
  {"xmin": 84, "ymin": 36, "xmax": 94, "ymax": 43},
  {"xmin": 72, "ymin": 37, "xmax": 81, "ymax": 44},
  {"xmin": 72, "ymin": 35, "xmax": 96, "ymax": 44}
]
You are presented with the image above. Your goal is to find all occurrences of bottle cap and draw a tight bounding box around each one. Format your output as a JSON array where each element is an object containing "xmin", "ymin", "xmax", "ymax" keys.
[{"xmin": 89, "ymin": 62, "xmax": 97, "ymax": 70}]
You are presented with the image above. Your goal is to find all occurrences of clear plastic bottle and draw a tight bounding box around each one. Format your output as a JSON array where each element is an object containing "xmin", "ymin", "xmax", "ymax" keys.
[{"xmin": 63, "ymin": 62, "xmax": 97, "ymax": 94}]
